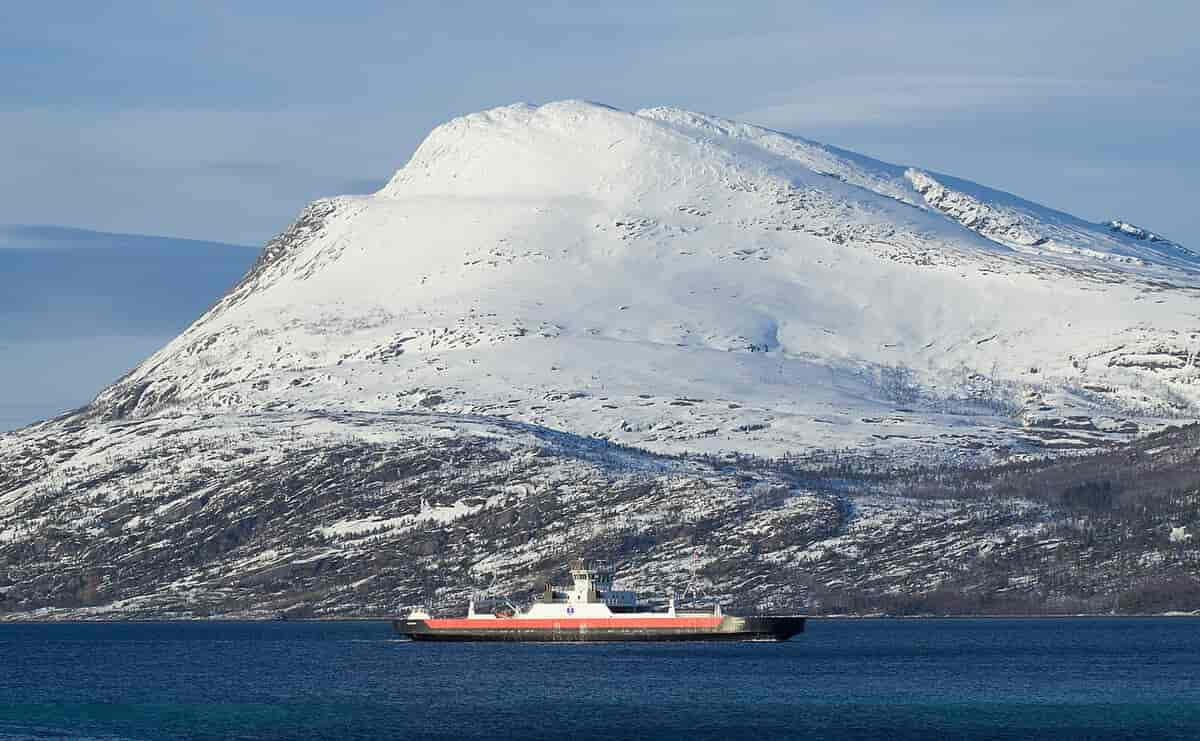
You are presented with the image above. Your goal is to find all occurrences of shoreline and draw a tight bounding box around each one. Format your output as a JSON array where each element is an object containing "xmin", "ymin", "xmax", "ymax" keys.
[{"xmin": 2, "ymin": 612, "xmax": 1199, "ymax": 625}]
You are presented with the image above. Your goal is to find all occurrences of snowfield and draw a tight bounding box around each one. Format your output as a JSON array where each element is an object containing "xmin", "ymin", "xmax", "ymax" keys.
[{"xmin": 2, "ymin": 100, "xmax": 1199, "ymax": 618}]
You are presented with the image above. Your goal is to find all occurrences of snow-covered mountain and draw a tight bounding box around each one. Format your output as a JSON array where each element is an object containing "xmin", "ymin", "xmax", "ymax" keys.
[
  {"xmin": 3, "ymin": 101, "xmax": 1198, "ymax": 618},
  {"xmin": 90, "ymin": 100, "xmax": 1199, "ymax": 457}
]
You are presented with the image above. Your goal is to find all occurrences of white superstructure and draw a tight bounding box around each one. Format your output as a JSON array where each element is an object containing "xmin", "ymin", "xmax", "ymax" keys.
[{"xmin": 433, "ymin": 560, "xmax": 713, "ymax": 622}]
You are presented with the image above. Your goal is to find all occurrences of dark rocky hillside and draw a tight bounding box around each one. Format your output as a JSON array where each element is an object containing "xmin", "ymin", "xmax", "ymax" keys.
[{"xmin": 2, "ymin": 412, "xmax": 1198, "ymax": 619}]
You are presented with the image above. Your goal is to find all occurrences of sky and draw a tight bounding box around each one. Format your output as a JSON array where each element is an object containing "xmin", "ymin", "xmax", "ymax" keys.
[
  {"xmin": 2, "ymin": 2, "xmax": 1196, "ymax": 246},
  {"xmin": 1, "ymin": 1, "xmax": 1197, "ymax": 428},
  {"xmin": 0, "ymin": 227, "xmax": 255, "ymax": 429}
]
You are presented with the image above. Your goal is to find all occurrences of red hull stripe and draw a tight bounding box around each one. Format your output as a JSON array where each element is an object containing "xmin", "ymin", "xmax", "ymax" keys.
[{"xmin": 425, "ymin": 617, "xmax": 724, "ymax": 630}]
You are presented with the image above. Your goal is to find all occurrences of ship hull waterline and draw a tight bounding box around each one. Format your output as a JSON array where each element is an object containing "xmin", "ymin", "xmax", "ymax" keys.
[{"xmin": 393, "ymin": 615, "xmax": 805, "ymax": 642}]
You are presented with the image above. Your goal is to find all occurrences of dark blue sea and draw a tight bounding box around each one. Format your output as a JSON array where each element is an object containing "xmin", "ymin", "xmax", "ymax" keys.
[{"xmin": 3, "ymin": 618, "xmax": 1200, "ymax": 740}]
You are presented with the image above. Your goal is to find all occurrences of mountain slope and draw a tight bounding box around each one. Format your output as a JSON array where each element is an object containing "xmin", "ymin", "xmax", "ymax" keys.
[{"xmin": 2, "ymin": 100, "xmax": 1199, "ymax": 618}]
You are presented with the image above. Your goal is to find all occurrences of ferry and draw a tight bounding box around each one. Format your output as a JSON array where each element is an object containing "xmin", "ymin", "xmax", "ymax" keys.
[{"xmin": 393, "ymin": 560, "xmax": 805, "ymax": 642}]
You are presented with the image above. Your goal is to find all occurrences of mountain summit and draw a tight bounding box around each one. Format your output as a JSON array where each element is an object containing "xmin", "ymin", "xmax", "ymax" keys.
[
  {"xmin": 91, "ymin": 100, "xmax": 1198, "ymax": 457},
  {"xmin": 3, "ymin": 101, "xmax": 1199, "ymax": 619}
]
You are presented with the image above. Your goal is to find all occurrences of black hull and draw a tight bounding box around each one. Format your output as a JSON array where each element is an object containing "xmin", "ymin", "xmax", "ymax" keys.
[{"xmin": 393, "ymin": 616, "xmax": 805, "ymax": 642}]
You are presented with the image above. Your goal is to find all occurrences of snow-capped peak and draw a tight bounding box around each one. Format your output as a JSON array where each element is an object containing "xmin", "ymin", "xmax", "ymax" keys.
[{"xmin": 80, "ymin": 100, "xmax": 1198, "ymax": 459}]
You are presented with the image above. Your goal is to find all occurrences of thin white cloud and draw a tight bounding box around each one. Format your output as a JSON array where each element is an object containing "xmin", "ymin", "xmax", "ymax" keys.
[{"xmin": 737, "ymin": 75, "xmax": 1180, "ymax": 128}]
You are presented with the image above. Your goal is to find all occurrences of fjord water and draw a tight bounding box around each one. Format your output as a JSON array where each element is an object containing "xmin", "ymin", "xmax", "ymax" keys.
[{"xmin": 3, "ymin": 619, "xmax": 1199, "ymax": 740}]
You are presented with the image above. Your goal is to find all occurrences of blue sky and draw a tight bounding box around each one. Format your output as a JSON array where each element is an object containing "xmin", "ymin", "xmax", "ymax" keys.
[
  {"xmin": 0, "ymin": 227, "xmax": 255, "ymax": 429},
  {"xmin": 0, "ymin": 2, "xmax": 1196, "ymax": 429},
  {"xmin": 2, "ymin": 2, "xmax": 1195, "ymax": 246}
]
